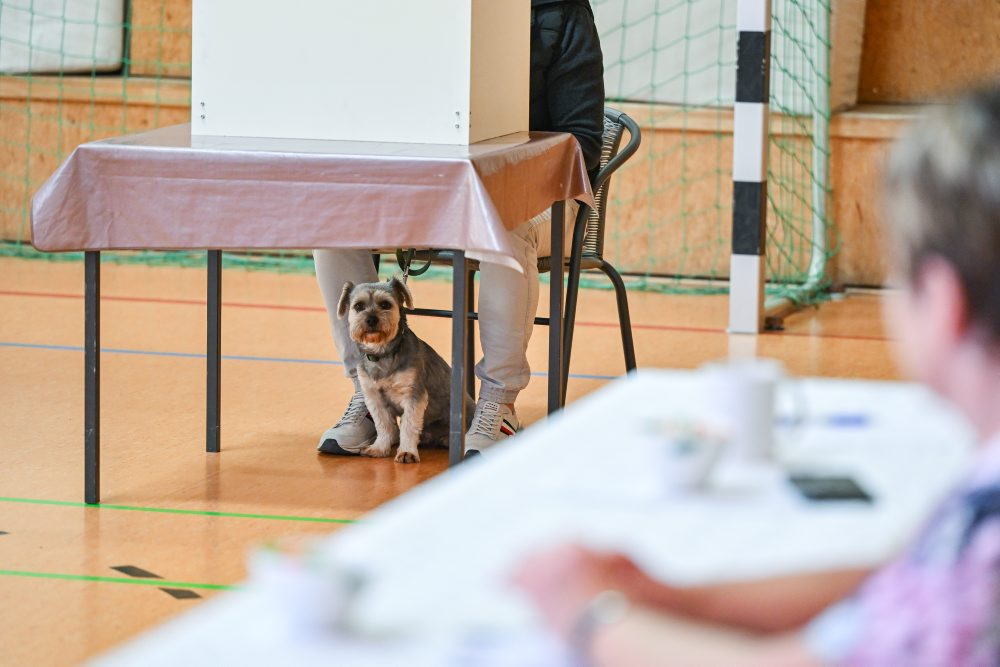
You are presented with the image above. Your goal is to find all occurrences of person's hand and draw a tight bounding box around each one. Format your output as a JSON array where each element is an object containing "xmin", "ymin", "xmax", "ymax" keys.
[{"xmin": 511, "ymin": 544, "xmax": 664, "ymax": 637}]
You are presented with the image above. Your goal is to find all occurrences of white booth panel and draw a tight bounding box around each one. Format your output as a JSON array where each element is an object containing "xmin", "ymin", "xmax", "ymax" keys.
[
  {"xmin": 192, "ymin": 0, "xmax": 529, "ymax": 145},
  {"xmin": 469, "ymin": 0, "xmax": 530, "ymax": 144}
]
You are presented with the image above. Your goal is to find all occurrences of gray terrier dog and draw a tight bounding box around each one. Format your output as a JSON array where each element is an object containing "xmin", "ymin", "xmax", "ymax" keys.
[{"xmin": 338, "ymin": 276, "xmax": 474, "ymax": 463}]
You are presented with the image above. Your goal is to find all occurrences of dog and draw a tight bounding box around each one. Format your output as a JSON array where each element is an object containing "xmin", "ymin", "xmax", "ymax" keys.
[{"xmin": 338, "ymin": 276, "xmax": 474, "ymax": 463}]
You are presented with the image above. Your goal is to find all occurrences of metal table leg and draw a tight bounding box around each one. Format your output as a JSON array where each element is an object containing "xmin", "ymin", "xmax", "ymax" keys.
[
  {"xmin": 85, "ymin": 251, "xmax": 101, "ymax": 504},
  {"xmin": 548, "ymin": 201, "xmax": 565, "ymax": 414},
  {"xmin": 207, "ymin": 251, "xmax": 222, "ymax": 453},
  {"xmin": 449, "ymin": 251, "xmax": 469, "ymax": 466},
  {"xmin": 465, "ymin": 269, "xmax": 476, "ymax": 400}
]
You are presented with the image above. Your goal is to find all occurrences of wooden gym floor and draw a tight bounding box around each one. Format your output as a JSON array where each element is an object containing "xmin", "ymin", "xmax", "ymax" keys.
[{"xmin": 0, "ymin": 256, "xmax": 899, "ymax": 665}]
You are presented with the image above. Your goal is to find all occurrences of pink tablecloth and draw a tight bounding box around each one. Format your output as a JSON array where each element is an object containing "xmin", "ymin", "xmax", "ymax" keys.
[{"xmin": 31, "ymin": 124, "xmax": 594, "ymax": 269}]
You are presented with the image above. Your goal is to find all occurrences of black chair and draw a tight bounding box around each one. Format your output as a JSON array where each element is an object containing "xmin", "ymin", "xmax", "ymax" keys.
[{"xmin": 392, "ymin": 107, "xmax": 641, "ymax": 405}]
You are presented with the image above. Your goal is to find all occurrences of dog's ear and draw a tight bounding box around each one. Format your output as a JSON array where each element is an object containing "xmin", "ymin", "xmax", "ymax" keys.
[
  {"xmin": 389, "ymin": 275, "xmax": 413, "ymax": 310},
  {"xmin": 336, "ymin": 282, "xmax": 355, "ymax": 319}
]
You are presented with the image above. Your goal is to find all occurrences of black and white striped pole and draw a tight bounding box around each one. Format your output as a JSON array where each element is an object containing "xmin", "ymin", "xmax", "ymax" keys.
[{"xmin": 729, "ymin": 0, "xmax": 771, "ymax": 334}]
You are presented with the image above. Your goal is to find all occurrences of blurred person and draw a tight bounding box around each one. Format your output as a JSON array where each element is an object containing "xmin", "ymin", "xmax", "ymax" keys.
[{"xmin": 515, "ymin": 87, "xmax": 1000, "ymax": 666}]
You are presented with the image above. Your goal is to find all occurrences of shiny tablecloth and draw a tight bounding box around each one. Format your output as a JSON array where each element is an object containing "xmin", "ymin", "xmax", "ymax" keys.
[{"xmin": 31, "ymin": 125, "xmax": 594, "ymax": 269}]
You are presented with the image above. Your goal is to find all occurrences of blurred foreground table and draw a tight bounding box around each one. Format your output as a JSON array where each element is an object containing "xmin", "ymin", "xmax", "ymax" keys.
[{"xmin": 93, "ymin": 371, "xmax": 974, "ymax": 666}]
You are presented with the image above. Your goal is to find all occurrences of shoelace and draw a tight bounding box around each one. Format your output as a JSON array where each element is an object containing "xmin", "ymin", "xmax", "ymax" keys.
[
  {"xmin": 470, "ymin": 402, "xmax": 502, "ymax": 437},
  {"xmin": 336, "ymin": 392, "xmax": 369, "ymax": 426}
]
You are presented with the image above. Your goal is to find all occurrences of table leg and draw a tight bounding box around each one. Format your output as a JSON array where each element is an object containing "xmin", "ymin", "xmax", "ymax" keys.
[
  {"xmin": 465, "ymin": 269, "xmax": 476, "ymax": 400},
  {"xmin": 85, "ymin": 251, "xmax": 101, "ymax": 504},
  {"xmin": 207, "ymin": 250, "xmax": 221, "ymax": 453},
  {"xmin": 450, "ymin": 251, "xmax": 469, "ymax": 466},
  {"xmin": 548, "ymin": 201, "xmax": 565, "ymax": 414}
]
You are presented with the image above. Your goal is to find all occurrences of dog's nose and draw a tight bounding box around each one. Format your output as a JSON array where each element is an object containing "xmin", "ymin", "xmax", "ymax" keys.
[{"xmin": 365, "ymin": 315, "xmax": 379, "ymax": 328}]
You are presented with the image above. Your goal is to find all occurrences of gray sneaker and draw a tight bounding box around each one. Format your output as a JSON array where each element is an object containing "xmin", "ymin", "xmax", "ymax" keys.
[
  {"xmin": 464, "ymin": 400, "xmax": 519, "ymax": 458},
  {"xmin": 317, "ymin": 391, "xmax": 376, "ymax": 456}
]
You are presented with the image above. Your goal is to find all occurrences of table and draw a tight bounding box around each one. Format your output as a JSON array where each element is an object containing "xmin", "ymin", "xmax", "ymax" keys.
[
  {"xmin": 30, "ymin": 124, "xmax": 594, "ymax": 503},
  {"xmin": 92, "ymin": 371, "xmax": 976, "ymax": 666}
]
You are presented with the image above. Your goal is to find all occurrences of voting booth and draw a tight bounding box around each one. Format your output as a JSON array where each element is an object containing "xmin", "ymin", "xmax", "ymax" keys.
[{"xmin": 191, "ymin": 0, "xmax": 530, "ymax": 145}]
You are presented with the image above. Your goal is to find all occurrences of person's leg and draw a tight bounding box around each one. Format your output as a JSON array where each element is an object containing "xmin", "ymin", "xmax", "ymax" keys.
[
  {"xmin": 476, "ymin": 219, "xmax": 541, "ymax": 405},
  {"xmin": 313, "ymin": 248, "xmax": 380, "ymax": 455},
  {"xmin": 467, "ymin": 202, "xmax": 577, "ymax": 455}
]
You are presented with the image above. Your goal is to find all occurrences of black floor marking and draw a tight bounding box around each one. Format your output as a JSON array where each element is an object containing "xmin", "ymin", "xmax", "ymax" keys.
[
  {"xmin": 160, "ymin": 588, "xmax": 202, "ymax": 600},
  {"xmin": 112, "ymin": 565, "xmax": 204, "ymax": 599},
  {"xmin": 111, "ymin": 565, "xmax": 163, "ymax": 579},
  {"xmin": 0, "ymin": 531, "xmax": 8, "ymax": 536}
]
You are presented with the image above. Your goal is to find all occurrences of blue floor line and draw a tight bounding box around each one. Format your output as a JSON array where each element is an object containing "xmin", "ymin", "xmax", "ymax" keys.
[{"xmin": 0, "ymin": 341, "xmax": 618, "ymax": 381}]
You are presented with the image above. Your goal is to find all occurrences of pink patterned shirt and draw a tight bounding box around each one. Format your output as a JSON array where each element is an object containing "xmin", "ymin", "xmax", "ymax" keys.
[{"xmin": 807, "ymin": 437, "xmax": 1000, "ymax": 666}]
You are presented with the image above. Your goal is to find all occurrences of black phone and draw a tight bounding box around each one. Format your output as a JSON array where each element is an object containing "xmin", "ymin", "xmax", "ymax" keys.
[{"xmin": 788, "ymin": 473, "xmax": 874, "ymax": 503}]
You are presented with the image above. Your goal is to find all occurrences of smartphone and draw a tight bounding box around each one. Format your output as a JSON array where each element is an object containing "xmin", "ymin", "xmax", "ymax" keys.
[{"xmin": 788, "ymin": 473, "xmax": 874, "ymax": 503}]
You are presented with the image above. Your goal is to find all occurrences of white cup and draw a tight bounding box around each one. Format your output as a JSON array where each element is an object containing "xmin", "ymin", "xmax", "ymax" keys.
[
  {"xmin": 247, "ymin": 538, "xmax": 366, "ymax": 636},
  {"xmin": 699, "ymin": 358, "xmax": 789, "ymax": 462},
  {"xmin": 658, "ymin": 424, "xmax": 725, "ymax": 492}
]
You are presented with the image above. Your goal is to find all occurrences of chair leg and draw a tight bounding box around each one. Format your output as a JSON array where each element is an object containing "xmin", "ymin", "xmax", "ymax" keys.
[
  {"xmin": 598, "ymin": 260, "xmax": 637, "ymax": 373},
  {"xmin": 560, "ymin": 224, "xmax": 588, "ymax": 405},
  {"xmin": 547, "ymin": 202, "xmax": 565, "ymax": 413},
  {"xmin": 465, "ymin": 268, "xmax": 476, "ymax": 400}
]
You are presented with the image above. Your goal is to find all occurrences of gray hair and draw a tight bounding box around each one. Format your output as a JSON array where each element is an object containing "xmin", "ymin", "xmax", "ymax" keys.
[{"xmin": 885, "ymin": 87, "xmax": 1000, "ymax": 340}]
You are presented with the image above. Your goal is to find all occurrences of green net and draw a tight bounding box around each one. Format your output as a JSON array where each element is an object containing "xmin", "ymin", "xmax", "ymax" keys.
[
  {"xmin": 592, "ymin": 0, "xmax": 836, "ymax": 298},
  {"xmin": 1, "ymin": 0, "xmax": 192, "ymax": 254},
  {"xmin": 0, "ymin": 0, "xmax": 836, "ymax": 298}
]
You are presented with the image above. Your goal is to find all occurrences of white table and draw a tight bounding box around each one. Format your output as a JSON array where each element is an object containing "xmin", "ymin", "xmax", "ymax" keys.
[{"xmin": 93, "ymin": 371, "xmax": 975, "ymax": 666}]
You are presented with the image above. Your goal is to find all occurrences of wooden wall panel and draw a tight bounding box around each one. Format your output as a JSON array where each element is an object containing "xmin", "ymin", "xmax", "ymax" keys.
[
  {"xmin": 0, "ymin": 81, "xmax": 188, "ymax": 241},
  {"xmin": 603, "ymin": 128, "xmax": 734, "ymax": 279},
  {"xmin": 858, "ymin": 0, "xmax": 1000, "ymax": 103},
  {"xmin": 602, "ymin": 107, "xmax": 909, "ymax": 286},
  {"xmin": 129, "ymin": 0, "xmax": 193, "ymax": 78},
  {"xmin": 828, "ymin": 136, "xmax": 892, "ymax": 286}
]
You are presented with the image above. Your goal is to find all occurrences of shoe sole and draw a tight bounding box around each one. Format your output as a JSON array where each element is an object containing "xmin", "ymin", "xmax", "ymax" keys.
[{"xmin": 317, "ymin": 436, "xmax": 375, "ymax": 456}]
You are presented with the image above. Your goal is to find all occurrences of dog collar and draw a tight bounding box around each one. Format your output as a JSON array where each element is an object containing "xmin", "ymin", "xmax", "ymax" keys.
[
  {"xmin": 364, "ymin": 347, "xmax": 397, "ymax": 362},
  {"xmin": 362, "ymin": 330, "xmax": 404, "ymax": 363}
]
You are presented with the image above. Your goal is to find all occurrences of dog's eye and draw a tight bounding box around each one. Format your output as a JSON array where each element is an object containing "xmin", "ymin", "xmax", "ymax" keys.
[
  {"xmin": 353, "ymin": 303, "xmax": 365, "ymax": 312},
  {"xmin": 378, "ymin": 301, "xmax": 392, "ymax": 310}
]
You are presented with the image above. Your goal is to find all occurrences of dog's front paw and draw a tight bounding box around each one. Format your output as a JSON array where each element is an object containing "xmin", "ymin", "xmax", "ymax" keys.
[
  {"xmin": 394, "ymin": 450, "xmax": 420, "ymax": 464},
  {"xmin": 362, "ymin": 443, "xmax": 393, "ymax": 458}
]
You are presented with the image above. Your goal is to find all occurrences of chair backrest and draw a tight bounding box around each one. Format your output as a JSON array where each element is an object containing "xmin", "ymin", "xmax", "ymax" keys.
[{"xmin": 581, "ymin": 108, "xmax": 641, "ymax": 259}]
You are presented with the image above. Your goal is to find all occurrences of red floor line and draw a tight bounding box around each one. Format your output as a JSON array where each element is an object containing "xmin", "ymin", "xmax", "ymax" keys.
[
  {"xmin": 576, "ymin": 320, "xmax": 721, "ymax": 335},
  {"xmin": 778, "ymin": 331, "xmax": 891, "ymax": 343},
  {"xmin": 572, "ymin": 319, "xmax": 890, "ymax": 343},
  {"xmin": 0, "ymin": 289, "xmax": 893, "ymax": 343},
  {"xmin": 0, "ymin": 289, "xmax": 326, "ymax": 312}
]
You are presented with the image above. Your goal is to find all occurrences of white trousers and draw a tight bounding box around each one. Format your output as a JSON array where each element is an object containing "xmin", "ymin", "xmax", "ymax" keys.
[{"xmin": 314, "ymin": 202, "xmax": 576, "ymax": 404}]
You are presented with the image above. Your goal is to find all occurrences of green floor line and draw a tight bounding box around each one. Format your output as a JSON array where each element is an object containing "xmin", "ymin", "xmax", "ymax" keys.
[
  {"xmin": 0, "ymin": 497, "xmax": 357, "ymax": 524},
  {"xmin": 0, "ymin": 569, "xmax": 237, "ymax": 591}
]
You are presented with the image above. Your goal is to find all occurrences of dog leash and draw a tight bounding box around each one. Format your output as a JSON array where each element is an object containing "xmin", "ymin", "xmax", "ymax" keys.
[
  {"xmin": 401, "ymin": 248, "xmax": 413, "ymax": 284},
  {"xmin": 395, "ymin": 248, "xmax": 432, "ymax": 284}
]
